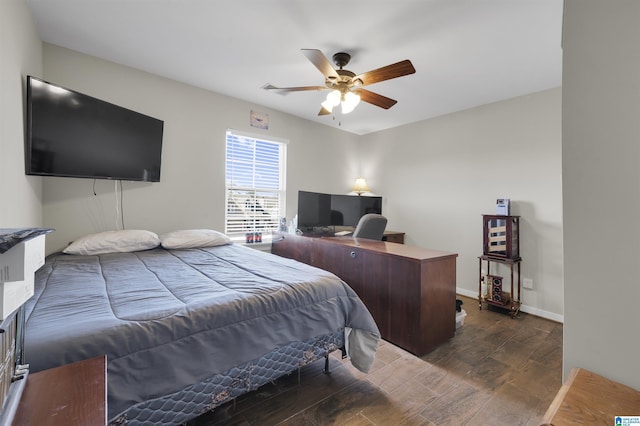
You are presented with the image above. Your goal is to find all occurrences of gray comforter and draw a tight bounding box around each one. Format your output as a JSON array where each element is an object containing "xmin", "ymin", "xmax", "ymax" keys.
[{"xmin": 24, "ymin": 244, "xmax": 380, "ymax": 421}]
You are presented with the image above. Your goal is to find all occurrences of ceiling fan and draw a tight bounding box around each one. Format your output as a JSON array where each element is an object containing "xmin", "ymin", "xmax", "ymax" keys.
[{"xmin": 263, "ymin": 49, "xmax": 416, "ymax": 116}]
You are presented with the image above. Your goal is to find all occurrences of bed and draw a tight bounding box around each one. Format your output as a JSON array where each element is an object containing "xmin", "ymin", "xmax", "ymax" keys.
[{"xmin": 23, "ymin": 230, "xmax": 380, "ymax": 425}]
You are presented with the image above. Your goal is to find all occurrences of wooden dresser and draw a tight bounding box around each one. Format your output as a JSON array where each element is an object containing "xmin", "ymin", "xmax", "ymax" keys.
[{"xmin": 272, "ymin": 233, "xmax": 458, "ymax": 356}]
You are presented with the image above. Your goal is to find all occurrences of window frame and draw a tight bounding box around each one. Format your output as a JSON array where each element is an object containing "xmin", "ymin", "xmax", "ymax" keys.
[{"xmin": 224, "ymin": 129, "xmax": 287, "ymax": 236}]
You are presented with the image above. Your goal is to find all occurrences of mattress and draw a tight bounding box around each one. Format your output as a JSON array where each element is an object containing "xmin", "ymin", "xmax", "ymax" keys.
[{"xmin": 24, "ymin": 244, "xmax": 380, "ymax": 423}]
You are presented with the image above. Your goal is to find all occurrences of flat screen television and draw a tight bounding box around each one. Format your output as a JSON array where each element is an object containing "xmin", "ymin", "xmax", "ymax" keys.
[
  {"xmin": 297, "ymin": 190, "xmax": 382, "ymax": 231},
  {"xmin": 25, "ymin": 75, "xmax": 164, "ymax": 182},
  {"xmin": 297, "ymin": 190, "xmax": 332, "ymax": 228}
]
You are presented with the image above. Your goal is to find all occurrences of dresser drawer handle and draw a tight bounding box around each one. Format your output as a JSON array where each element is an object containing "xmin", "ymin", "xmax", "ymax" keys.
[{"xmin": 350, "ymin": 251, "xmax": 356, "ymax": 258}]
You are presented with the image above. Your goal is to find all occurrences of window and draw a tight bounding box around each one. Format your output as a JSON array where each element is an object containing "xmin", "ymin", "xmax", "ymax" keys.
[{"xmin": 225, "ymin": 130, "xmax": 287, "ymax": 235}]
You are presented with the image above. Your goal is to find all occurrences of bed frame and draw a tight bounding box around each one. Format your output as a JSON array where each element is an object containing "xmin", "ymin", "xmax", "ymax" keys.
[{"xmin": 112, "ymin": 331, "xmax": 343, "ymax": 425}]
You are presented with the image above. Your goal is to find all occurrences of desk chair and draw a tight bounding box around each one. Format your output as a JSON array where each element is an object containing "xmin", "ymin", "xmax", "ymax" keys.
[{"xmin": 352, "ymin": 214, "xmax": 387, "ymax": 241}]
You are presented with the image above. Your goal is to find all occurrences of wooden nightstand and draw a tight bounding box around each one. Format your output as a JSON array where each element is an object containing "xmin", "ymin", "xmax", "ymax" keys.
[{"xmin": 13, "ymin": 355, "xmax": 107, "ymax": 425}]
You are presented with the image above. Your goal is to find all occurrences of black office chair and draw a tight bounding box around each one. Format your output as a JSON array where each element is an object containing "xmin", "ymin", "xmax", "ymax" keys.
[{"xmin": 352, "ymin": 214, "xmax": 387, "ymax": 241}]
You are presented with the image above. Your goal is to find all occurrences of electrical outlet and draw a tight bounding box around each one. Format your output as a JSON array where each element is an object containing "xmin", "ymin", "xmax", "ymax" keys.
[{"xmin": 523, "ymin": 278, "xmax": 533, "ymax": 289}]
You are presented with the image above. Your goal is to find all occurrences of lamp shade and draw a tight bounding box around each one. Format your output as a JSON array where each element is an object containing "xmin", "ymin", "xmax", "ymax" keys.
[
  {"xmin": 321, "ymin": 90, "xmax": 341, "ymax": 112},
  {"xmin": 319, "ymin": 90, "xmax": 362, "ymax": 115},
  {"xmin": 341, "ymin": 91, "xmax": 361, "ymax": 114},
  {"xmin": 352, "ymin": 177, "xmax": 370, "ymax": 195}
]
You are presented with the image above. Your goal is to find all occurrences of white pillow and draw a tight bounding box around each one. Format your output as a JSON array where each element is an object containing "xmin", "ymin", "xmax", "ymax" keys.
[
  {"xmin": 63, "ymin": 230, "xmax": 160, "ymax": 255},
  {"xmin": 160, "ymin": 229, "xmax": 232, "ymax": 249}
]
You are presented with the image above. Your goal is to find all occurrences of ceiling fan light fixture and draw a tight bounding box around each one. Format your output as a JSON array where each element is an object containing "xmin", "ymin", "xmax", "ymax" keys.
[
  {"xmin": 320, "ymin": 90, "xmax": 341, "ymax": 113},
  {"xmin": 325, "ymin": 90, "xmax": 341, "ymax": 106},
  {"xmin": 268, "ymin": 49, "xmax": 414, "ymax": 116},
  {"xmin": 341, "ymin": 91, "xmax": 361, "ymax": 114},
  {"xmin": 320, "ymin": 101, "xmax": 334, "ymax": 113}
]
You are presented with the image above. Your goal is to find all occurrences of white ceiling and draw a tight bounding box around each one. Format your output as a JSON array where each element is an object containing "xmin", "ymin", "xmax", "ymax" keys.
[{"xmin": 25, "ymin": 0, "xmax": 563, "ymax": 135}]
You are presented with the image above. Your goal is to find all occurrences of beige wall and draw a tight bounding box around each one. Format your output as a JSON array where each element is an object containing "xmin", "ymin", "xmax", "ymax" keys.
[
  {"xmin": 41, "ymin": 46, "xmax": 563, "ymax": 321},
  {"xmin": 4, "ymin": 10, "xmax": 564, "ymax": 321},
  {"xmin": 15, "ymin": 0, "xmax": 640, "ymax": 394},
  {"xmin": 360, "ymin": 88, "xmax": 563, "ymax": 320},
  {"xmin": 16, "ymin": 0, "xmax": 640, "ymax": 392},
  {"xmin": 562, "ymin": 0, "xmax": 640, "ymax": 389},
  {"xmin": 0, "ymin": 0, "xmax": 43, "ymax": 227},
  {"xmin": 41, "ymin": 44, "xmax": 359, "ymax": 253}
]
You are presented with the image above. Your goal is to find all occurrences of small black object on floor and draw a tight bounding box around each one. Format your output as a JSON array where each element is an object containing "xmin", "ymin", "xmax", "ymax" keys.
[{"xmin": 486, "ymin": 303, "xmax": 520, "ymax": 317}]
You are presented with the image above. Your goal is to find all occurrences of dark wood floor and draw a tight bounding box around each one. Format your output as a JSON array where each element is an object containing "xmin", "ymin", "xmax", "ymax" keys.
[{"xmin": 189, "ymin": 295, "xmax": 563, "ymax": 425}]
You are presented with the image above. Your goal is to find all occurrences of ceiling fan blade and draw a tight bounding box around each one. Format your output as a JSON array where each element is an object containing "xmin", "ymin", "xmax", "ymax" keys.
[
  {"xmin": 355, "ymin": 89, "xmax": 398, "ymax": 109},
  {"xmin": 318, "ymin": 107, "xmax": 332, "ymax": 116},
  {"xmin": 301, "ymin": 49, "xmax": 339, "ymax": 79},
  {"xmin": 263, "ymin": 84, "xmax": 326, "ymax": 94},
  {"xmin": 354, "ymin": 60, "xmax": 416, "ymax": 86}
]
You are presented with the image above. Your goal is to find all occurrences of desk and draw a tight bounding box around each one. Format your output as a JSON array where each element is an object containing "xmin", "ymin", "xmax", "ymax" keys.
[
  {"xmin": 272, "ymin": 233, "xmax": 458, "ymax": 356},
  {"xmin": 13, "ymin": 356, "xmax": 107, "ymax": 425},
  {"xmin": 542, "ymin": 367, "xmax": 640, "ymax": 425}
]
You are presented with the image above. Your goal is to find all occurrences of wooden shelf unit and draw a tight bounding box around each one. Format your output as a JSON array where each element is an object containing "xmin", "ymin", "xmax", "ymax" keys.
[
  {"xmin": 478, "ymin": 255, "xmax": 521, "ymax": 318},
  {"xmin": 482, "ymin": 215, "xmax": 520, "ymax": 260},
  {"xmin": 478, "ymin": 214, "xmax": 522, "ymax": 318}
]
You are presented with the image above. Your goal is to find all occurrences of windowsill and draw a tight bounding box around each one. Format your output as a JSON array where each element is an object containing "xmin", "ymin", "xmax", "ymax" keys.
[
  {"xmin": 230, "ymin": 234, "xmax": 273, "ymax": 251},
  {"xmin": 230, "ymin": 233, "xmax": 273, "ymax": 243}
]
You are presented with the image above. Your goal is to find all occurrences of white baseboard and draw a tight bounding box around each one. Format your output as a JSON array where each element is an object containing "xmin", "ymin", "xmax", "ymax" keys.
[{"xmin": 456, "ymin": 287, "xmax": 564, "ymax": 323}]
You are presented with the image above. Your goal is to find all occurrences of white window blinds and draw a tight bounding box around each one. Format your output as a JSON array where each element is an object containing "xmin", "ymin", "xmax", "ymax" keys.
[{"xmin": 225, "ymin": 130, "xmax": 287, "ymax": 235}]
